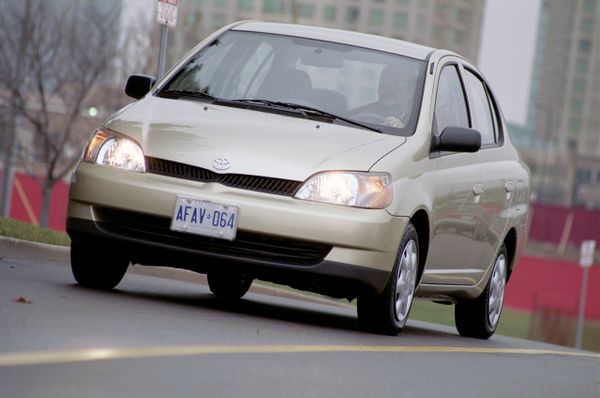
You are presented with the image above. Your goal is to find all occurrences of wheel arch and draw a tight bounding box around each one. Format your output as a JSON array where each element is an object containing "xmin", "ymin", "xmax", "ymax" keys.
[
  {"xmin": 409, "ymin": 208, "xmax": 430, "ymax": 284},
  {"xmin": 503, "ymin": 227, "xmax": 517, "ymax": 282}
]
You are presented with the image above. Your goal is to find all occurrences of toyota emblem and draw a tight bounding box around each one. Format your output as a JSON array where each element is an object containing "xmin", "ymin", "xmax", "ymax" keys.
[{"xmin": 213, "ymin": 157, "xmax": 231, "ymax": 171}]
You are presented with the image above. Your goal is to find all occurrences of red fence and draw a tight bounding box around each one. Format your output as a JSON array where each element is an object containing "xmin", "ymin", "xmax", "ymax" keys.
[
  {"xmin": 505, "ymin": 256, "xmax": 600, "ymax": 320},
  {"xmin": 529, "ymin": 203, "xmax": 600, "ymax": 247},
  {"xmin": 8, "ymin": 173, "xmax": 69, "ymax": 232}
]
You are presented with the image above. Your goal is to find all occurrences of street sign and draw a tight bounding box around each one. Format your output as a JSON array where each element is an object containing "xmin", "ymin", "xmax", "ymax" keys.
[
  {"xmin": 579, "ymin": 239, "xmax": 596, "ymax": 268},
  {"xmin": 155, "ymin": 0, "xmax": 179, "ymax": 28},
  {"xmin": 576, "ymin": 239, "xmax": 595, "ymax": 348}
]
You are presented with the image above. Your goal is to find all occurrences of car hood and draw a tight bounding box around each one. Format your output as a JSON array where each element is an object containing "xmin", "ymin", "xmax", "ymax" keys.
[{"xmin": 104, "ymin": 96, "xmax": 406, "ymax": 181}]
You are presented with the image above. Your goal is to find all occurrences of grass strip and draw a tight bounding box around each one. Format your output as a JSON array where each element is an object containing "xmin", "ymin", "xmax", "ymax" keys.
[
  {"xmin": 410, "ymin": 300, "xmax": 531, "ymax": 339},
  {"xmin": 0, "ymin": 217, "xmax": 70, "ymax": 246},
  {"xmin": 411, "ymin": 300, "xmax": 600, "ymax": 352}
]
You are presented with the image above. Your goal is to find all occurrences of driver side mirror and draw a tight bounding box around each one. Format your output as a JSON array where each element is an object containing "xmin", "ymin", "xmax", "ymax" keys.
[
  {"xmin": 125, "ymin": 74, "xmax": 156, "ymax": 99},
  {"xmin": 432, "ymin": 127, "xmax": 481, "ymax": 153}
]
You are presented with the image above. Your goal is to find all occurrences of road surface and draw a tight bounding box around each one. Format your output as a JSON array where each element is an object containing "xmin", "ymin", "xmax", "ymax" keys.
[{"xmin": 0, "ymin": 243, "xmax": 598, "ymax": 398}]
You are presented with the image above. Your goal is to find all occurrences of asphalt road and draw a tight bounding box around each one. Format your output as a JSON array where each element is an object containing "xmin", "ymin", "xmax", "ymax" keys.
[{"xmin": 0, "ymin": 245, "xmax": 598, "ymax": 398}]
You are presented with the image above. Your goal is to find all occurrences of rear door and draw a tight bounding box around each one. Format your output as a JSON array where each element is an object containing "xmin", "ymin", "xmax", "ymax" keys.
[{"xmin": 461, "ymin": 66, "xmax": 513, "ymax": 276}]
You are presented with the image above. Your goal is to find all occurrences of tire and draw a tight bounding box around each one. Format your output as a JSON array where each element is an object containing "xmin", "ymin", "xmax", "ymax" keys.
[
  {"xmin": 71, "ymin": 239, "xmax": 129, "ymax": 290},
  {"xmin": 455, "ymin": 244, "xmax": 508, "ymax": 339},
  {"xmin": 357, "ymin": 223, "xmax": 419, "ymax": 335},
  {"xmin": 207, "ymin": 272, "xmax": 253, "ymax": 299}
]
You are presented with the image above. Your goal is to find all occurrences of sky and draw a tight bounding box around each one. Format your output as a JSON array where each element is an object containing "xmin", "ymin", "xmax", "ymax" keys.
[{"xmin": 478, "ymin": 0, "xmax": 541, "ymax": 126}]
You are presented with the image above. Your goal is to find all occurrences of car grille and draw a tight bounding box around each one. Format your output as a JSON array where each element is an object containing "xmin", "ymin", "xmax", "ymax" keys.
[
  {"xmin": 95, "ymin": 207, "xmax": 332, "ymax": 266},
  {"xmin": 145, "ymin": 157, "xmax": 302, "ymax": 197}
]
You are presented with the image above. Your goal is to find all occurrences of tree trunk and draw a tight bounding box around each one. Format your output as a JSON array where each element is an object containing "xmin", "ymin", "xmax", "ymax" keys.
[
  {"xmin": 0, "ymin": 0, "xmax": 31, "ymax": 217},
  {"xmin": 0, "ymin": 109, "xmax": 17, "ymax": 217},
  {"xmin": 39, "ymin": 183, "xmax": 52, "ymax": 228}
]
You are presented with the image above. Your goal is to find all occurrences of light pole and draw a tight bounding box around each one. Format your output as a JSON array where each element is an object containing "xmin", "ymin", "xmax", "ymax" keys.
[
  {"xmin": 156, "ymin": 23, "xmax": 168, "ymax": 79},
  {"xmin": 154, "ymin": 0, "xmax": 179, "ymax": 79},
  {"xmin": 290, "ymin": 0, "xmax": 299, "ymax": 23},
  {"xmin": 575, "ymin": 240, "xmax": 595, "ymax": 349}
]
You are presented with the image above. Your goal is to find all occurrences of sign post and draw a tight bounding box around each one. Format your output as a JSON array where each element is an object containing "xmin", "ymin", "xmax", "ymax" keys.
[
  {"xmin": 575, "ymin": 239, "xmax": 595, "ymax": 349},
  {"xmin": 155, "ymin": 0, "xmax": 179, "ymax": 79}
]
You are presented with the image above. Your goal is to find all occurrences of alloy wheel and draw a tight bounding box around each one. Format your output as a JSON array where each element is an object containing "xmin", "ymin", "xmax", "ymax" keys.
[
  {"xmin": 487, "ymin": 253, "xmax": 507, "ymax": 328},
  {"xmin": 395, "ymin": 239, "xmax": 418, "ymax": 324}
]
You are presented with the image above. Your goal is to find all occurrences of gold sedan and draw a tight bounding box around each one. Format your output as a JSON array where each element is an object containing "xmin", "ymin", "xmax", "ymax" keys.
[{"xmin": 67, "ymin": 21, "xmax": 530, "ymax": 338}]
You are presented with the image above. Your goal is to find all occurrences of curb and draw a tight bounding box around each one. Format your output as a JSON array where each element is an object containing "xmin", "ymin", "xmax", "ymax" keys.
[{"xmin": 0, "ymin": 236, "xmax": 70, "ymax": 264}]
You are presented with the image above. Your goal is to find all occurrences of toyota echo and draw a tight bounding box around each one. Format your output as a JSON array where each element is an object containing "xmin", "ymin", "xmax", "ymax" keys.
[{"xmin": 67, "ymin": 21, "xmax": 530, "ymax": 338}]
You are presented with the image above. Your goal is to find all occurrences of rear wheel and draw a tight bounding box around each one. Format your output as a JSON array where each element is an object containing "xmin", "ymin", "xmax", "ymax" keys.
[
  {"xmin": 357, "ymin": 223, "xmax": 419, "ymax": 335},
  {"xmin": 455, "ymin": 244, "xmax": 508, "ymax": 339},
  {"xmin": 207, "ymin": 272, "xmax": 253, "ymax": 299},
  {"xmin": 71, "ymin": 239, "xmax": 129, "ymax": 290}
]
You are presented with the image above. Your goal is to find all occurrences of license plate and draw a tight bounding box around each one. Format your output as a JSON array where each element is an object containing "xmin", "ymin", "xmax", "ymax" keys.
[{"xmin": 170, "ymin": 196, "xmax": 239, "ymax": 240}]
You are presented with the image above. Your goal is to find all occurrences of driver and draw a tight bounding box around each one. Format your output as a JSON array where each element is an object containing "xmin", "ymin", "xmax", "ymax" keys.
[{"xmin": 351, "ymin": 63, "xmax": 418, "ymax": 128}]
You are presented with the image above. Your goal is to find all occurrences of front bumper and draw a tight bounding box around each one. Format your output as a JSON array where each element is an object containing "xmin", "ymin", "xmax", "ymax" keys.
[{"xmin": 67, "ymin": 163, "xmax": 409, "ymax": 297}]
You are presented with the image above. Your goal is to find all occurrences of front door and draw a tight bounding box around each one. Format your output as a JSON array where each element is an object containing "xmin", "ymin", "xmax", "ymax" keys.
[{"xmin": 421, "ymin": 62, "xmax": 486, "ymax": 285}]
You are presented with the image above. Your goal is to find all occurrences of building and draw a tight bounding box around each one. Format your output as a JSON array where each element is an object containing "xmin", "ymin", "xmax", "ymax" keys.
[
  {"xmin": 169, "ymin": 0, "xmax": 485, "ymax": 64},
  {"xmin": 526, "ymin": 0, "xmax": 600, "ymax": 207}
]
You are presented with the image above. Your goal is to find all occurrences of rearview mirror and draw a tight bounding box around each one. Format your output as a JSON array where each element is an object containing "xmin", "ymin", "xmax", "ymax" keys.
[
  {"xmin": 125, "ymin": 74, "xmax": 156, "ymax": 99},
  {"xmin": 433, "ymin": 127, "xmax": 481, "ymax": 153},
  {"xmin": 300, "ymin": 50, "xmax": 343, "ymax": 68}
]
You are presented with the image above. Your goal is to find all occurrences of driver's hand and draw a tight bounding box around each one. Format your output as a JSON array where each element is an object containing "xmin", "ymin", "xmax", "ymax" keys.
[{"xmin": 384, "ymin": 116, "xmax": 405, "ymax": 128}]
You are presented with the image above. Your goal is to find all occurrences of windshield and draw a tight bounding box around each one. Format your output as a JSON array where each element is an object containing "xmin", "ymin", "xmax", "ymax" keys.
[{"xmin": 162, "ymin": 30, "xmax": 427, "ymax": 136}]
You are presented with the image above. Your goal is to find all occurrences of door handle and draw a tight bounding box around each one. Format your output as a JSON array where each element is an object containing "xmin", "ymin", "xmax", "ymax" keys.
[
  {"xmin": 472, "ymin": 184, "xmax": 484, "ymax": 203},
  {"xmin": 505, "ymin": 181, "xmax": 515, "ymax": 200},
  {"xmin": 505, "ymin": 181, "xmax": 515, "ymax": 193},
  {"xmin": 472, "ymin": 184, "xmax": 484, "ymax": 196}
]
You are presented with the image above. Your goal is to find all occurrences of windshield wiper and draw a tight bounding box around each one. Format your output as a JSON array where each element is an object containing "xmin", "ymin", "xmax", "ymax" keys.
[
  {"xmin": 226, "ymin": 99, "xmax": 305, "ymax": 115},
  {"xmin": 157, "ymin": 89, "xmax": 217, "ymax": 101},
  {"xmin": 156, "ymin": 94, "xmax": 383, "ymax": 133},
  {"xmin": 230, "ymin": 99, "xmax": 383, "ymax": 133}
]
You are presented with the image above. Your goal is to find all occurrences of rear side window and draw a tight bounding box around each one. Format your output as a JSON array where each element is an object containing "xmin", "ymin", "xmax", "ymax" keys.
[
  {"xmin": 463, "ymin": 69, "xmax": 496, "ymax": 146},
  {"xmin": 434, "ymin": 65, "xmax": 469, "ymax": 134}
]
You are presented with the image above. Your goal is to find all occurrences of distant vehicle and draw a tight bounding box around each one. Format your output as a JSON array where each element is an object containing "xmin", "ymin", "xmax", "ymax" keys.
[{"xmin": 67, "ymin": 21, "xmax": 530, "ymax": 338}]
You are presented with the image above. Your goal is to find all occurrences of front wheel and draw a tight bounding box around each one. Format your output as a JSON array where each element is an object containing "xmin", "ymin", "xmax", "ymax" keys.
[
  {"xmin": 455, "ymin": 245, "xmax": 508, "ymax": 339},
  {"xmin": 207, "ymin": 272, "xmax": 253, "ymax": 299},
  {"xmin": 71, "ymin": 239, "xmax": 129, "ymax": 290},
  {"xmin": 357, "ymin": 223, "xmax": 419, "ymax": 335}
]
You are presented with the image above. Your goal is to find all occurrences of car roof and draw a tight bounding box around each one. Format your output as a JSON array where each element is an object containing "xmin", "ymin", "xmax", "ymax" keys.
[{"xmin": 232, "ymin": 21, "xmax": 437, "ymax": 61}]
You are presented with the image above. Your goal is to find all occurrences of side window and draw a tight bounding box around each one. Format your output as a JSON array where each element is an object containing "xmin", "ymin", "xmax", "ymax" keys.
[
  {"xmin": 463, "ymin": 69, "xmax": 496, "ymax": 146},
  {"xmin": 486, "ymin": 88, "xmax": 503, "ymax": 144},
  {"xmin": 434, "ymin": 65, "xmax": 469, "ymax": 135}
]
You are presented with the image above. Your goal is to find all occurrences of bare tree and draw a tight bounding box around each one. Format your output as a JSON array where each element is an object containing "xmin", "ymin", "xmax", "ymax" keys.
[
  {"xmin": 113, "ymin": 6, "xmax": 155, "ymax": 105},
  {"xmin": 0, "ymin": 0, "xmax": 121, "ymax": 227},
  {"xmin": 0, "ymin": 0, "xmax": 33, "ymax": 217}
]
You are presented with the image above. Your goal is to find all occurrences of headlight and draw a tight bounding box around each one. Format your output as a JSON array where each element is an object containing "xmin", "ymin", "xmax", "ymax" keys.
[
  {"xmin": 83, "ymin": 129, "xmax": 146, "ymax": 172},
  {"xmin": 294, "ymin": 171, "xmax": 394, "ymax": 209}
]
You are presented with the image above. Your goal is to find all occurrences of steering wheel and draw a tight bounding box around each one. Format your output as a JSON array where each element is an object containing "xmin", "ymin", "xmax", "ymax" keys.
[
  {"xmin": 354, "ymin": 112, "xmax": 406, "ymax": 128},
  {"xmin": 280, "ymin": 98, "xmax": 321, "ymax": 109},
  {"xmin": 352, "ymin": 112, "xmax": 386, "ymax": 124}
]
